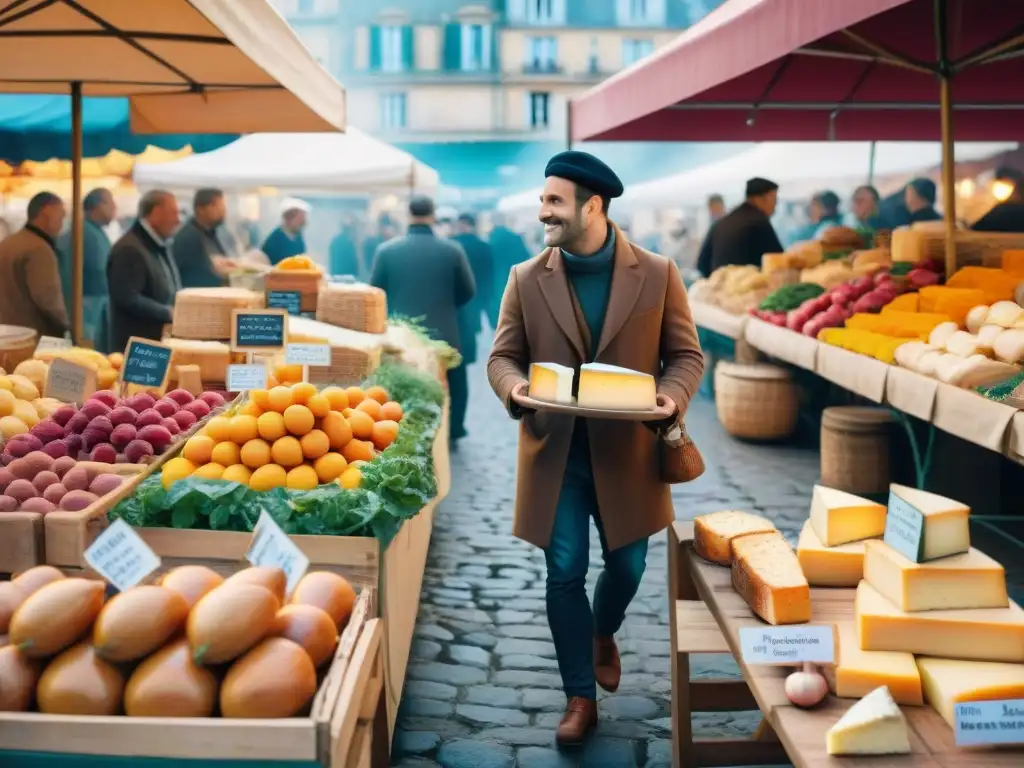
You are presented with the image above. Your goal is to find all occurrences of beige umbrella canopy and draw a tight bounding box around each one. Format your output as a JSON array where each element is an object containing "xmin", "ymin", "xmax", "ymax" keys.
[{"xmin": 0, "ymin": 0, "xmax": 347, "ymax": 343}]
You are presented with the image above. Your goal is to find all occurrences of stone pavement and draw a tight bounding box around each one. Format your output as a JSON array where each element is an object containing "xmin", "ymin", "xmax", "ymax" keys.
[{"xmin": 391, "ymin": 354, "xmax": 820, "ymax": 768}]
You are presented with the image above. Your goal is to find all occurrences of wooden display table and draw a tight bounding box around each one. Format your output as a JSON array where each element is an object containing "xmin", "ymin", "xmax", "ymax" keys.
[{"xmin": 667, "ymin": 521, "xmax": 1022, "ymax": 768}]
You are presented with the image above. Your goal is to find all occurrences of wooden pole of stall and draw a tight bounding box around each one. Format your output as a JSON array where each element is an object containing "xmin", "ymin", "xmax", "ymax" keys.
[
  {"xmin": 70, "ymin": 82, "xmax": 84, "ymax": 346},
  {"xmin": 935, "ymin": 0, "xmax": 957, "ymax": 277}
]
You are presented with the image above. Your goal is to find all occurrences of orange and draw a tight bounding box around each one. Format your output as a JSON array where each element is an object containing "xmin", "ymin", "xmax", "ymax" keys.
[
  {"xmin": 257, "ymin": 411, "xmax": 287, "ymax": 441},
  {"xmin": 238, "ymin": 400, "xmax": 263, "ymax": 418},
  {"xmin": 355, "ymin": 398, "xmax": 381, "ymax": 420},
  {"xmin": 371, "ymin": 420, "xmax": 400, "ymax": 452},
  {"xmin": 222, "ymin": 464, "xmax": 252, "ymax": 485},
  {"xmin": 342, "ymin": 408, "xmax": 354, "ymax": 418},
  {"xmin": 344, "ymin": 386, "xmax": 366, "ymax": 407},
  {"xmin": 161, "ymin": 457, "xmax": 196, "ymax": 490},
  {"xmin": 240, "ymin": 438, "xmax": 272, "ymax": 469},
  {"xmin": 321, "ymin": 411, "xmax": 353, "ymax": 450},
  {"xmin": 182, "ymin": 435, "xmax": 215, "ymax": 465},
  {"xmin": 305, "ymin": 393, "xmax": 330, "ymax": 419},
  {"xmin": 249, "ymin": 464, "xmax": 287, "ymax": 492},
  {"xmin": 364, "ymin": 385, "xmax": 389, "ymax": 405},
  {"xmin": 321, "ymin": 386, "xmax": 349, "ymax": 412},
  {"xmin": 338, "ymin": 467, "xmax": 362, "ymax": 490},
  {"xmin": 379, "ymin": 401, "xmax": 403, "ymax": 422},
  {"xmin": 341, "ymin": 439, "xmax": 374, "ymax": 464},
  {"xmin": 346, "ymin": 410, "xmax": 375, "ymax": 440},
  {"xmin": 266, "ymin": 373, "xmax": 280, "ymax": 389},
  {"xmin": 205, "ymin": 415, "xmax": 233, "ymax": 442},
  {"xmin": 313, "ymin": 452, "xmax": 347, "ymax": 483},
  {"xmin": 228, "ymin": 414, "xmax": 260, "ymax": 444},
  {"xmin": 300, "ymin": 429, "xmax": 330, "ymax": 459},
  {"xmin": 349, "ymin": 460, "xmax": 370, "ymax": 469},
  {"xmin": 250, "ymin": 389, "xmax": 271, "ymax": 410},
  {"xmin": 211, "ymin": 441, "xmax": 241, "ymax": 467},
  {"xmin": 271, "ymin": 436, "xmax": 304, "ymax": 468},
  {"xmin": 283, "ymin": 404, "xmax": 315, "ymax": 436},
  {"xmin": 267, "ymin": 385, "xmax": 294, "ymax": 413},
  {"xmin": 193, "ymin": 462, "xmax": 225, "ymax": 480},
  {"xmin": 274, "ymin": 364, "xmax": 303, "ymax": 384},
  {"xmin": 290, "ymin": 382, "xmax": 317, "ymax": 405},
  {"xmin": 286, "ymin": 464, "xmax": 320, "ymax": 491}
]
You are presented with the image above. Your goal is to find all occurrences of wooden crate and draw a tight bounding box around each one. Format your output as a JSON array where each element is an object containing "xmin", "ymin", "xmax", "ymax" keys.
[{"xmin": 0, "ymin": 590, "xmax": 387, "ymax": 767}]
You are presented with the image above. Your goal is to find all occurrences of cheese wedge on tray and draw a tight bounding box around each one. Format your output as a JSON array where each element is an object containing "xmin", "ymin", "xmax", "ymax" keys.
[
  {"xmin": 797, "ymin": 520, "xmax": 868, "ymax": 587},
  {"xmin": 886, "ymin": 484, "xmax": 970, "ymax": 562},
  {"xmin": 825, "ymin": 622, "xmax": 923, "ymax": 705},
  {"xmin": 693, "ymin": 510, "xmax": 776, "ymax": 565},
  {"xmin": 576, "ymin": 363, "xmax": 656, "ymax": 410},
  {"xmin": 826, "ymin": 686, "xmax": 911, "ymax": 756},
  {"xmin": 863, "ymin": 540, "xmax": 1008, "ymax": 612},
  {"xmin": 855, "ymin": 581, "xmax": 1024, "ymax": 663},
  {"xmin": 916, "ymin": 656, "xmax": 1024, "ymax": 728},
  {"xmin": 528, "ymin": 362, "xmax": 574, "ymax": 404},
  {"xmin": 810, "ymin": 485, "xmax": 886, "ymax": 547},
  {"xmin": 731, "ymin": 531, "xmax": 810, "ymax": 625}
]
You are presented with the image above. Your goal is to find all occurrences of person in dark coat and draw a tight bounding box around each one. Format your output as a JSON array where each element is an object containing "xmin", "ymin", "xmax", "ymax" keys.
[
  {"xmin": 973, "ymin": 167, "xmax": 1024, "ymax": 233},
  {"xmin": 261, "ymin": 198, "xmax": 309, "ymax": 266},
  {"xmin": 904, "ymin": 178, "xmax": 942, "ymax": 223},
  {"xmin": 172, "ymin": 188, "xmax": 232, "ymax": 289},
  {"xmin": 107, "ymin": 190, "xmax": 182, "ymax": 354},
  {"xmin": 487, "ymin": 212, "xmax": 531, "ymax": 328},
  {"xmin": 361, "ymin": 215, "xmax": 396, "ymax": 275},
  {"xmin": 329, "ymin": 217, "xmax": 362, "ymax": 278},
  {"xmin": 451, "ymin": 213, "xmax": 494, "ymax": 366},
  {"xmin": 57, "ymin": 187, "xmax": 114, "ymax": 348},
  {"xmin": 370, "ymin": 196, "xmax": 476, "ymax": 444},
  {"xmin": 698, "ymin": 177, "xmax": 784, "ymax": 275}
]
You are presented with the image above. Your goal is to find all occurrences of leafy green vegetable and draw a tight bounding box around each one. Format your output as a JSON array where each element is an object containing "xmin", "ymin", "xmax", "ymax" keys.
[
  {"xmin": 758, "ymin": 283, "xmax": 824, "ymax": 312},
  {"xmin": 389, "ymin": 315, "xmax": 462, "ymax": 370}
]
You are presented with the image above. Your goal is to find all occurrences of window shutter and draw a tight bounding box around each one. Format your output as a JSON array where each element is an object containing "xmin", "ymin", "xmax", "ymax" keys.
[
  {"xmin": 402, "ymin": 26, "xmax": 414, "ymax": 70},
  {"xmin": 443, "ymin": 23, "xmax": 461, "ymax": 71},
  {"xmin": 369, "ymin": 25, "xmax": 382, "ymax": 70}
]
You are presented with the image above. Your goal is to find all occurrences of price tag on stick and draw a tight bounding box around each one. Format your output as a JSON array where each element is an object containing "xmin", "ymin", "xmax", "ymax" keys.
[
  {"xmin": 84, "ymin": 519, "xmax": 161, "ymax": 593},
  {"xmin": 739, "ymin": 625, "xmax": 835, "ymax": 665},
  {"xmin": 34, "ymin": 334, "xmax": 72, "ymax": 356},
  {"xmin": 246, "ymin": 510, "xmax": 309, "ymax": 597},
  {"xmin": 954, "ymin": 699, "xmax": 1024, "ymax": 747}
]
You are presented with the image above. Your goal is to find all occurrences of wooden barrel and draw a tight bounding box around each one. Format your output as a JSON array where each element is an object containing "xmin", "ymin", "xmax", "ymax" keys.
[
  {"xmin": 0, "ymin": 325, "xmax": 38, "ymax": 374},
  {"xmin": 820, "ymin": 406, "xmax": 893, "ymax": 494},
  {"xmin": 714, "ymin": 362, "xmax": 798, "ymax": 440}
]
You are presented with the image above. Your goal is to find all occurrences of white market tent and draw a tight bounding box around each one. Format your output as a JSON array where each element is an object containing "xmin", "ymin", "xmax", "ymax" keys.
[{"xmin": 133, "ymin": 130, "xmax": 439, "ymax": 196}]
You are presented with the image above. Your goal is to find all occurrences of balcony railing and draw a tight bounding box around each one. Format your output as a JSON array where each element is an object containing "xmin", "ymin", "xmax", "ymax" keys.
[{"xmin": 522, "ymin": 61, "xmax": 562, "ymax": 74}]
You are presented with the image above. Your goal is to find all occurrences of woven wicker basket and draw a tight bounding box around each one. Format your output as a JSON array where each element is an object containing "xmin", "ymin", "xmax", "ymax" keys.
[
  {"xmin": 265, "ymin": 270, "xmax": 324, "ymax": 313},
  {"xmin": 0, "ymin": 325, "xmax": 38, "ymax": 373},
  {"xmin": 171, "ymin": 288, "xmax": 264, "ymax": 341},
  {"xmin": 820, "ymin": 406, "xmax": 893, "ymax": 494},
  {"xmin": 161, "ymin": 338, "xmax": 246, "ymax": 385},
  {"xmin": 714, "ymin": 362, "xmax": 798, "ymax": 440},
  {"xmin": 316, "ymin": 283, "xmax": 388, "ymax": 334},
  {"xmin": 896, "ymin": 227, "xmax": 1024, "ymax": 269}
]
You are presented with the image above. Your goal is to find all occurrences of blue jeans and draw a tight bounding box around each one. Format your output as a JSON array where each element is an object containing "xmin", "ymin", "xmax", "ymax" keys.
[{"xmin": 544, "ymin": 456, "xmax": 648, "ymax": 700}]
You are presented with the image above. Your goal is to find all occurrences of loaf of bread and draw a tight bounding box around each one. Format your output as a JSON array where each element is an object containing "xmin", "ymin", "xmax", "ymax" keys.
[
  {"xmin": 730, "ymin": 532, "xmax": 810, "ymax": 625},
  {"xmin": 693, "ymin": 510, "xmax": 776, "ymax": 565}
]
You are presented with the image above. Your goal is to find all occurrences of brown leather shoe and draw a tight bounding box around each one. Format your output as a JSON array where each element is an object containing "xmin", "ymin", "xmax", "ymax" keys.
[
  {"xmin": 556, "ymin": 696, "xmax": 597, "ymax": 746},
  {"xmin": 594, "ymin": 635, "xmax": 621, "ymax": 693}
]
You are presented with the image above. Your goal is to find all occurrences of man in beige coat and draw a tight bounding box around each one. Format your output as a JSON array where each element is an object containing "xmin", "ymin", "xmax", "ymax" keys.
[
  {"xmin": 487, "ymin": 151, "xmax": 705, "ymax": 746},
  {"xmin": 0, "ymin": 192, "xmax": 70, "ymax": 339}
]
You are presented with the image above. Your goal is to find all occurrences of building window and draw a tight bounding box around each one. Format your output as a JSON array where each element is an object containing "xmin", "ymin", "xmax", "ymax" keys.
[
  {"xmin": 617, "ymin": 0, "xmax": 666, "ymax": 26},
  {"xmin": 380, "ymin": 93, "xmax": 407, "ymax": 129},
  {"xmin": 588, "ymin": 36, "xmax": 600, "ymax": 74},
  {"xmin": 381, "ymin": 26, "xmax": 404, "ymax": 72},
  {"xmin": 297, "ymin": 0, "xmax": 314, "ymax": 13},
  {"xmin": 526, "ymin": 36, "xmax": 558, "ymax": 72},
  {"xmin": 507, "ymin": 0, "xmax": 565, "ymax": 26},
  {"xmin": 460, "ymin": 24, "xmax": 492, "ymax": 71},
  {"xmin": 526, "ymin": 91, "xmax": 550, "ymax": 128},
  {"xmin": 621, "ymin": 39, "xmax": 654, "ymax": 67}
]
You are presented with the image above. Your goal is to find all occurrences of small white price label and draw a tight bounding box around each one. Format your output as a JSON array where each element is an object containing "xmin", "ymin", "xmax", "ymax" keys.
[
  {"xmin": 246, "ymin": 510, "xmax": 309, "ymax": 597},
  {"xmin": 227, "ymin": 364, "xmax": 268, "ymax": 391},
  {"xmin": 955, "ymin": 699, "xmax": 1024, "ymax": 746},
  {"xmin": 739, "ymin": 625, "xmax": 835, "ymax": 665},
  {"xmin": 285, "ymin": 343, "xmax": 332, "ymax": 367},
  {"xmin": 44, "ymin": 358, "xmax": 97, "ymax": 404},
  {"xmin": 84, "ymin": 519, "xmax": 161, "ymax": 592},
  {"xmin": 34, "ymin": 334, "xmax": 72, "ymax": 356}
]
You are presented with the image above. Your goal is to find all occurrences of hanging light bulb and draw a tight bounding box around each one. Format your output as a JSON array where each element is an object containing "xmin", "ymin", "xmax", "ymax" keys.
[
  {"xmin": 993, "ymin": 179, "xmax": 1015, "ymax": 202},
  {"xmin": 957, "ymin": 178, "xmax": 976, "ymax": 198}
]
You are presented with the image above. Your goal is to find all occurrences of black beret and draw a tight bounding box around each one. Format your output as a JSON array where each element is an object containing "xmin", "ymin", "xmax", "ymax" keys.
[
  {"xmin": 544, "ymin": 150, "xmax": 624, "ymax": 199},
  {"xmin": 908, "ymin": 177, "xmax": 937, "ymax": 204},
  {"xmin": 745, "ymin": 177, "xmax": 778, "ymax": 197}
]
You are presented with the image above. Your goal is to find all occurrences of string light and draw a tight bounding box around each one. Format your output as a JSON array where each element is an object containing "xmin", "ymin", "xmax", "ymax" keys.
[{"xmin": 992, "ymin": 179, "xmax": 1015, "ymax": 202}]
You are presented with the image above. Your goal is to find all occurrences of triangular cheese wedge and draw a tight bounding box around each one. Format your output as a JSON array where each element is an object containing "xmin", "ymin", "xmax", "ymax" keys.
[
  {"xmin": 917, "ymin": 657, "xmax": 1024, "ymax": 728},
  {"xmin": 796, "ymin": 520, "xmax": 868, "ymax": 587},
  {"xmin": 887, "ymin": 484, "xmax": 969, "ymax": 561},
  {"xmin": 528, "ymin": 362, "xmax": 574, "ymax": 404},
  {"xmin": 577, "ymin": 363, "xmax": 656, "ymax": 410},
  {"xmin": 809, "ymin": 485, "xmax": 886, "ymax": 546},
  {"xmin": 826, "ymin": 686, "xmax": 910, "ymax": 756}
]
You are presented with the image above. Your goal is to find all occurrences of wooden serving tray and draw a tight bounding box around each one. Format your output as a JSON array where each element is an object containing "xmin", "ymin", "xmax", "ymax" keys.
[{"xmin": 518, "ymin": 393, "xmax": 661, "ymax": 421}]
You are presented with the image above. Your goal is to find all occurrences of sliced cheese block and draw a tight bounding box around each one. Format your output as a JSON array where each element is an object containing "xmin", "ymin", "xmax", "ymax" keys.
[
  {"xmin": 730, "ymin": 532, "xmax": 810, "ymax": 625},
  {"xmin": 693, "ymin": 510, "xmax": 776, "ymax": 565},
  {"xmin": 825, "ymin": 686, "xmax": 911, "ymax": 756},
  {"xmin": 809, "ymin": 485, "xmax": 886, "ymax": 547},
  {"xmin": 528, "ymin": 362, "xmax": 574, "ymax": 404},
  {"xmin": 796, "ymin": 521, "xmax": 867, "ymax": 587},
  {"xmin": 576, "ymin": 363, "xmax": 656, "ymax": 410},
  {"xmin": 863, "ymin": 540, "xmax": 1008, "ymax": 612},
  {"xmin": 855, "ymin": 581, "xmax": 1024, "ymax": 663},
  {"xmin": 916, "ymin": 656, "xmax": 1024, "ymax": 728},
  {"xmin": 887, "ymin": 484, "xmax": 970, "ymax": 562},
  {"xmin": 825, "ymin": 622, "xmax": 922, "ymax": 705}
]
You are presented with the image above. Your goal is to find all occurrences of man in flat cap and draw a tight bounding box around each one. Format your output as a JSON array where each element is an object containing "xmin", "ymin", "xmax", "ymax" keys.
[
  {"xmin": 487, "ymin": 150, "xmax": 705, "ymax": 746},
  {"xmin": 698, "ymin": 176, "xmax": 784, "ymax": 275},
  {"xmin": 904, "ymin": 177, "xmax": 941, "ymax": 224}
]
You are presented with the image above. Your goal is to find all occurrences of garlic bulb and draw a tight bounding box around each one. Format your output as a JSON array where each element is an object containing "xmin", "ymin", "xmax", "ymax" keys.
[{"xmin": 785, "ymin": 663, "xmax": 829, "ymax": 708}]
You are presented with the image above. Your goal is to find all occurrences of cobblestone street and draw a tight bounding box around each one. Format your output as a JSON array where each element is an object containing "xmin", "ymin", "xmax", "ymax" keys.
[{"xmin": 392, "ymin": 351, "xmax": 820, "ymax": 768}]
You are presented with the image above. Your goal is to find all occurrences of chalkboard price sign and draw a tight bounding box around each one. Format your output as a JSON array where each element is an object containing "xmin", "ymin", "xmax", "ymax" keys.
[
  {"xmin": 231, "ymin": 309, "xmax": 287, "ymax": 353},
  {"xmin": 121, "ymin": 338, "xmax": 173, "ymax": 391},
  {"xmin": 267, "ymin": 290, "xmax": 302, "ymax": 316}
]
